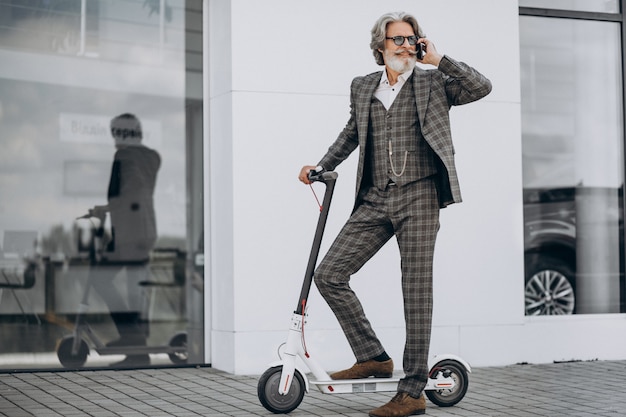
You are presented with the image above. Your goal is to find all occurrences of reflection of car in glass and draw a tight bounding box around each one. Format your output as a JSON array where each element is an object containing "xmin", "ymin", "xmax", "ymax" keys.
[
  {"xmin": 524, "ymin": 186, "xmax": 624, "ymax": 316},
  {"xmin": 523, "ymin": 187, "xmax": 577, "ymax": 316}
]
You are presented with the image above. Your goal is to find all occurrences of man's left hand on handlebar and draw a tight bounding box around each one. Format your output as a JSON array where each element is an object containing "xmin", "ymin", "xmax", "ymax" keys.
[{"xmin": 298, "ymin": 165, "xmax": 318, "ymax": 185}]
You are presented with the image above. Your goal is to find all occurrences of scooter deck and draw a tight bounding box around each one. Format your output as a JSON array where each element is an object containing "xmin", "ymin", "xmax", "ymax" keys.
[
  {"xmin": 309, "ymin": 371, "xmax": 456, "ymax": 395},
  {"xmin": 310, "ymin": 376, "xmax": 400, "ymax": 394},
  {"xmin": 95, "ymin": 345, "xmax": 186, "ymax": 356}
]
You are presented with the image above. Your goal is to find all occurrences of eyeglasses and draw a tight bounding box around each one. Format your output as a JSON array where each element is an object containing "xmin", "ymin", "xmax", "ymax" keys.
[{"xmin": 385, "ymin": 35, "xmax": 418, "ymax": 46}]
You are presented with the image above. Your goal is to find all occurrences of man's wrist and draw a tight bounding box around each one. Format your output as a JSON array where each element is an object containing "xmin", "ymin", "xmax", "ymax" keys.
[{"xmin": 433, "ymin": 54, "xmax": 444, "ymax": 68}]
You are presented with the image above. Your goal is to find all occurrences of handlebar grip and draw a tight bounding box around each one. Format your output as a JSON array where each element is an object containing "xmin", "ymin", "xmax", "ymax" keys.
[
  {"xmin": 307, "ymin": 166, "xmax": 325, "ymax": 182},
  {"xmin": 307, "ymin": 167, "xmax": 338, "ymax": 183}
]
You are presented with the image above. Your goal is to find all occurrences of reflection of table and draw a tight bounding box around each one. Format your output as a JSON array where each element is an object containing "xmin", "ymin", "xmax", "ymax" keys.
[
  {"xmin": 44, "ymin": 249, "xmax": 186, "ymax": 319},
  {"xmin": 0, "ymin": 251, "xmax": 189, "ymax": 360}
]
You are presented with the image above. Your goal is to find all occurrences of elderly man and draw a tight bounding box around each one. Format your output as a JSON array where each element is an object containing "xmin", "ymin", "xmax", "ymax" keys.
[{"xmin": 299, "ymin": 11, "xmax": 491, "ymax": 417}]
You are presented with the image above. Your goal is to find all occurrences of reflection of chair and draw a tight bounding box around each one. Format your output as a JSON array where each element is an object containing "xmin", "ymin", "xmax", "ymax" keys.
[
  {"xmin": 0, "ymin": 263, "xmax": 36, "ymax": 289},
  {"xmin": 0, "ymin": 230, "xmax": 39, "ymax": 322},
  {"xmin": 0, "ymin": 260, "xmax": 39, "ymax": 324}
]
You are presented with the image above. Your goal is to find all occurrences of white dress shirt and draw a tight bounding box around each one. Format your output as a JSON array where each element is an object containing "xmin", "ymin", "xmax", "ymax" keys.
[{"xmin": 374, "ymin": 68, "xmax": 414, "ymax": 110}]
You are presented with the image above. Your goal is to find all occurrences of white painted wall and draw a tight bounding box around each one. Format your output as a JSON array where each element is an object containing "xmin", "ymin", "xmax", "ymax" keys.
[{"xmin": 207, "ymin": 0, "xmax": 626, "ymax": 375}]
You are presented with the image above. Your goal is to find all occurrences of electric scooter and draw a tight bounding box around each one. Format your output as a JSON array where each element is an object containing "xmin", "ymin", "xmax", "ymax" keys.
[
  {"xmin": 55, "ymin": 207, "xmax": 187, "ymax": 368},
  {"xmin": 257, "ymin": 168, "xmax": 471, "ymax": 414}
]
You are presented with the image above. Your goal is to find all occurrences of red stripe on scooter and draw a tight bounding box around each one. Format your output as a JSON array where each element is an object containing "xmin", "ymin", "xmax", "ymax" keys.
[{"xmin": 283, "ymin": 375, "xmax": 291, "ymax": 392}]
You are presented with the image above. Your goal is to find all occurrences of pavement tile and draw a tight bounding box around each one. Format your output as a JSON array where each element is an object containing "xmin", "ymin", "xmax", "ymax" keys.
[{"xmin": 1, "ymin": 360, "xmax": 626, "ymax": 416}]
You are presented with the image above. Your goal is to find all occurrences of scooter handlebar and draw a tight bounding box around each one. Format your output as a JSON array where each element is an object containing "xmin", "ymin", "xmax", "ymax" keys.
[
  {"xmin": 307, "ymin": 166, "xmax": 338, "ymax": 183},
  {"xmin": 76, "ymin": 205, "xmax": 108, "ymax": 220}
]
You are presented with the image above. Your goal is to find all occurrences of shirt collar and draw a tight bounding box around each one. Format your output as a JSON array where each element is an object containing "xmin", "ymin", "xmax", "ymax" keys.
[{"xmin": 380, "ymin": 67, "xmax": 414, "ymax": 86}]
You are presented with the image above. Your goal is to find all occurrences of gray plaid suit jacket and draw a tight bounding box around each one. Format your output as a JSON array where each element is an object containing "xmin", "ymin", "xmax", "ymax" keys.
[{"xmin": 318, "ymin": 55, "xmax": 492, "ymax": 209}]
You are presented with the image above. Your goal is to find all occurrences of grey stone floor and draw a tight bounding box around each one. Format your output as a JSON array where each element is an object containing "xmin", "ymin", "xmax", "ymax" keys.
[{"xmin": 1, "ymin": 360, "xmax": 626, "ymax": 416}]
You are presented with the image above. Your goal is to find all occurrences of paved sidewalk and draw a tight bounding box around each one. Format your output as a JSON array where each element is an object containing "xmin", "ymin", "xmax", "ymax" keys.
[{"xmin": 1, "ymin": 360, "xmax": 626, "ymax": 416}]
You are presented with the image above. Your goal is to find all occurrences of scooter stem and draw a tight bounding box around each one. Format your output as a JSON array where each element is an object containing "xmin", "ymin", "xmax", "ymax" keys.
[{"xmin": 295, "ymin": 171, "xmax": 338, "ymax": 315}]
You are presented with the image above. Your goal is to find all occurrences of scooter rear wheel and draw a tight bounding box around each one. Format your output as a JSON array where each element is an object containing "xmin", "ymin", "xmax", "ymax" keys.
[
  {"xmin": 168, "ymin": 332, "xmax": 188, "ymax": 364},
  {"xmin": 426, "ymin": 359, "xmax": 469, "ymax": 407},
  {"xmin": 257, "ymin": 365, "xmax": 305, "ymax": 414},
  {"xmin": 56, "ymin": 335, "xmax": 89, "ymax": 368}
]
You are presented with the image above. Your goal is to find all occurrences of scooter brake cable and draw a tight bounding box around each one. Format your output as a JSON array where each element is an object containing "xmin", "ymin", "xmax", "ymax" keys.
[{"xmin": 309, "ymin": 184, "xmax": 323, "ymax": 212}]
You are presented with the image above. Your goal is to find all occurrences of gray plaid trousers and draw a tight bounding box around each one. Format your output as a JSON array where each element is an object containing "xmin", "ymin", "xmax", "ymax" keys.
[{"xmin": 314, "ymin": 177, "xmax": 440, "ymax": 397}]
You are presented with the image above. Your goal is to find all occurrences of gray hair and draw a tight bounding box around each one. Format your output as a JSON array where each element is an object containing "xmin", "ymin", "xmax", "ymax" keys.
[{"xmin": 370, "ymin": 12, "xmax": 424, "ymax": 66}]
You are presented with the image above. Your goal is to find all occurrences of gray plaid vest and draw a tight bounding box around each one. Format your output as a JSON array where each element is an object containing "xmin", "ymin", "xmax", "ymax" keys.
[{"xmin": 366, "ymin": 77, "xmax": 438, "ymax": 190}]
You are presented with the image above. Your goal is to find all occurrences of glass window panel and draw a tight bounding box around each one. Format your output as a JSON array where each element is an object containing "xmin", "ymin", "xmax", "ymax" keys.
[
  {"xmin": 519, "ymin": 0, "xmax": 619, "ymax": 13},
  {"xmin": 520, "ymin": 16, "xmax": 624, "ymax": 315},
  {"xmin": 0, "ymin": 0, "xmax": 204, "ymax": 369}
]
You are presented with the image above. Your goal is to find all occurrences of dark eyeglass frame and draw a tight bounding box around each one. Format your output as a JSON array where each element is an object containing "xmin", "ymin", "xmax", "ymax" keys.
[{"xmin": 385, "ymin": 35, "xmax": 418, "ymax": 46}]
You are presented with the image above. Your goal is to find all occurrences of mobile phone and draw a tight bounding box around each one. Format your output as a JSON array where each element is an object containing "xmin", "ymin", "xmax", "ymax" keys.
[{"xmin": 416, "ymin": 42, "xmax": 426, "ymax": 59}]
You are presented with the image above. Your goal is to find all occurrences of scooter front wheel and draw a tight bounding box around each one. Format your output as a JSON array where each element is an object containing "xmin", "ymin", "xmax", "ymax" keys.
[
  {"xmin": 257, "ymin": 365, "xmax": 305, "ymax": 414},
  {"xmin": 56, "ymin": 335, "xmax": 89, "ymax": 368},
  {"xmin": 426, "ymin": 359, "xmax": 469, "ymax": 407}
]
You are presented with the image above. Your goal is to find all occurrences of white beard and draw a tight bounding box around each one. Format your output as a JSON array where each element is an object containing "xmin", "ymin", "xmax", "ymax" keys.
[{"xmin": 385, "ymin": 49, "xmax": 416, "ymax": 73}]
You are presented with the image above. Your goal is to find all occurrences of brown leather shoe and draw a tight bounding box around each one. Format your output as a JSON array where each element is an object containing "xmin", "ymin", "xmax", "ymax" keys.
[
  {"xmin": 368, "ymin": 392, "xmax": 425, "ymax": 417},
  {"xmin": 330, "ymin": 358, "xmax": 393, "ymax": 380}
]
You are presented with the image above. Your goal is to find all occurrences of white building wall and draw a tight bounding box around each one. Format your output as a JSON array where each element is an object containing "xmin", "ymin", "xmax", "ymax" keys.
[{"xmin": 207, "ymin": 0, "xmax": 626, "ymax": 375}]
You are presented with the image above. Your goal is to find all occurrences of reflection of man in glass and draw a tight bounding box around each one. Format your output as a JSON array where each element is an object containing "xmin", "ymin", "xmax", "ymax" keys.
[{"xmin": 91, "ymin": 113, "xmax": 161, "ymax": 367}]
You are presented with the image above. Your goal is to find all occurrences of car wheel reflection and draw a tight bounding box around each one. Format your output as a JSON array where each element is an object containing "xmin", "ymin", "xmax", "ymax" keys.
[{"xmin": 525, "ymin": 267, "xmax": 575, "ymax": 315}]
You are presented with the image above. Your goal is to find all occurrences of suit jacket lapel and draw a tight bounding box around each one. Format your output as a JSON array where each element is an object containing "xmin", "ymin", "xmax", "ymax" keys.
[{"xmin": 356, "ymin": 72, "xmax": 382, "ymax": 146}]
